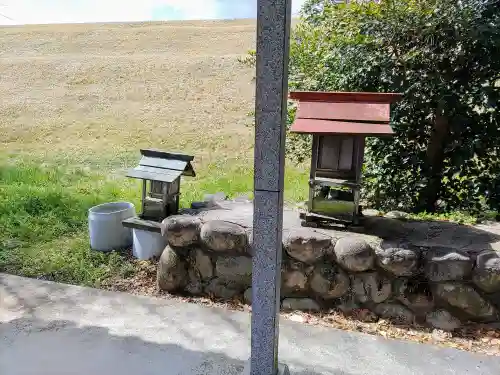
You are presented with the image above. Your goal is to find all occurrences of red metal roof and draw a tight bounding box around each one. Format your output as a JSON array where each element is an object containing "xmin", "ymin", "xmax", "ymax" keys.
[
  {"xmin": 290, "ymin": 119, "xmax": 394, "ymax": 136},
  {"xmin": 289, "ymin": 91, "xmax": 401, "ymax": 136},
  {"xmin": 296, "ymin": 101, "xmax": 390, "ymax": 123},
  {"xmin": 289, "ymin": 91, "xmax": 402, "ymax": 103}
]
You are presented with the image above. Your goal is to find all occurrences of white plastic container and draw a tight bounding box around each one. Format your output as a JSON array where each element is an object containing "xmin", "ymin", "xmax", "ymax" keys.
[
  {"xmin": 132, "ymin": 229, "xmax": 167, "ymax": 260},
  {"xmin": 88, "ymin": 202, "xmax": 136, "ymax": 252}
]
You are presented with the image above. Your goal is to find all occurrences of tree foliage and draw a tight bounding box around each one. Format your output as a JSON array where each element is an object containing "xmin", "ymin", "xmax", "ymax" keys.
[{"xmin": 288, "ymin": 0, "xmax": 500, "ymax": 213}]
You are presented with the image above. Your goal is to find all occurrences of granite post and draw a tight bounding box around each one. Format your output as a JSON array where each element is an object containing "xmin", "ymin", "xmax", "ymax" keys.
[{"xmin": 250, "ymin": 1, "xmax": 292, "ymax": 375}]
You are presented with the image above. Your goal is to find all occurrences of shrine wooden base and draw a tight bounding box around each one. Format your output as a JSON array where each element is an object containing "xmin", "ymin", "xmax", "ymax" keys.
[{"xmin": 299, "ymin": 211, "xmax": 363, "ymax": 228}]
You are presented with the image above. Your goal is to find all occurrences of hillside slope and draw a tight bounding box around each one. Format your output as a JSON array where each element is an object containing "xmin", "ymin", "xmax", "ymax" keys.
[{"xmin": 0, "ymin": 20, "xmax": 256, "ymax": 166}]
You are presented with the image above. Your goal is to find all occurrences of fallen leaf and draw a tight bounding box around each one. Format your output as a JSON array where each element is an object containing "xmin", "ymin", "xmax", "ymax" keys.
[{"xmin": 288, "ymin": 314, "xmax": 306, "ymax": 323}]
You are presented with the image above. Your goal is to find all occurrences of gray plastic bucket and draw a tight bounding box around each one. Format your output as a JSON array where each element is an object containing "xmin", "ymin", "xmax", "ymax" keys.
[{"xmin": 88, "ymin": 202, "xmax": 136, "ymax": 251}]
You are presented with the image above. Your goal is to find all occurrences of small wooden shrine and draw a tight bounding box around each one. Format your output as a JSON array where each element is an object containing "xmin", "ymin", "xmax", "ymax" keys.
[
  {"xmin": 122, "ymin": 149, "xmax": 195, "ymax": 235},
  {"xmin": 289, "ymin": 91, "xmax": 402, "ymax": 225}
]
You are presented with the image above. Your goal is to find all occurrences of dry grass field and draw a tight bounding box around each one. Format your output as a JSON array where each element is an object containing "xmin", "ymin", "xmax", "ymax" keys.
[
  {"xmin": 0, "ymin": 20, "xmax": 307, "ymax": 286},
  {"xmin": 0, "ymin": 20, "xmax": 258, "ymax": 166}
]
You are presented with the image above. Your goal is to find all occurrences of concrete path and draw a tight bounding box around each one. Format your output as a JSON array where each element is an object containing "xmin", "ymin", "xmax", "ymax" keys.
[{"xmin": 1, "ymin": 273, "xmax": 499, "ymax": 375}]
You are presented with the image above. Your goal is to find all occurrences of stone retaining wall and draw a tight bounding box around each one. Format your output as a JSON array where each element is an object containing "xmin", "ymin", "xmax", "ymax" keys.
[{"xmin": 157, "ymin": 214, "xmax": 500, "ymax": 331}]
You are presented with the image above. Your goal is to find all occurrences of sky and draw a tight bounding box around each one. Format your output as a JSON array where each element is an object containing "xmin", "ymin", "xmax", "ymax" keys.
[{"xmin": 0, "ymin": 0, "xmax": 307, "ymax": 25}]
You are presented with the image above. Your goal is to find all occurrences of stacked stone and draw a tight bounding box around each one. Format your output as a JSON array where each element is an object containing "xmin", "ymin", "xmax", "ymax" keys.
[
  {"xmin": 280, "ymin": 232, "xmax": 417, "ymax": 325},
  {"xmin": 158, "ymin": 216, "xmax": 252, "ymax": 300},
  {"xmin": 157, "ymin": 215, "xmax": 500, "ymax": 330}
]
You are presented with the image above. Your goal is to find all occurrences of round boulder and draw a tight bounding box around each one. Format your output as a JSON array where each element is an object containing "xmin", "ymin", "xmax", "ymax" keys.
[
  {"xmin": 203, "ymin": 192, "xmax": 227, "ymax": 203},
  {"xmin": 282, "ymin": 269, "xmax": 308, "ymax": 296},
  {"xmin": 204, "ymin": 278, "xmax": 241, "ymax": 300},
  {"xmin": 376, "ymin": 241, "xmax": 421, "ymax": 276},
  {"xmin": 200, "ymin": 221, "xmax": 248, "ymax": 254},
  {"xmin": 245, "ymin": 228, "xmax": 254, "ymax": 256},
  {"xmin": 161, "ymin": 215, "xmax": 201, "ymax": 248},
  {"xmin": 426, "ymin": 309, "xmax": 461, "ymax": 331},
  {"xmin": 284, "ymin": 228, "xmax": 334, "ymax": 264},
  {"xmin": 310, "ymin": 264, "xmax": 350, "ymax": 300},
  {"xmin": 473, "ymin": 251, "xmax": 500, "ymax": 293},
  {"xmin": 334, "ymin": 237, "xmax": 374, "ymax": 272},
  {"xmin": 215, "ymin": 256, "xmax": 252, "ymax": 287},
  {"xmin": 394, "ymin": 279, "xmax": 434, "ymax": 315},
  {"xmin": 194, "ymin": 249, "xmax": 214, "ymax": 280},
  {"xmin": 424, "ymin": 248, "xmax": 473, "ymax": 282},
  {"xmin": 362, "ymin": 209, "xmax": 381, "ymax": 217},
  {"xmin": 433, "ymin": 283, "xmax": 497, "ymax": 320},
  {"xmin": 185, "ymin": 268, "xmax": 203, "ymax": 295},
  {"xmin": 384, "ymin": 211, "xmax": 409, "ymax": 220},
  {"xmin": 244, "ymin": 288, "xmax": 252, "ymax": 305},
  {"xmin": 282, "ymin": 298, "xmax": 320, "ymax": 312},
  {"xmin": 352, "ymin": 272, "xmax": 392, "ymax": 304},
  {"xmin": 372, "ymin": 303, "xmax": 414, "ymax": 325},
  {"xmin": 157, "ymin": 246, "xmax": 188, "ymax": 292},
  {"xmin": 336, "ymin": 294, "xmax": 360, "ymax": 315}
]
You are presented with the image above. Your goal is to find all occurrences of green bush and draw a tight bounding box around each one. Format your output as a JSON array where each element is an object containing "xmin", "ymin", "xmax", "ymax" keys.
[
  {"xmin": 241, "ymin": 0, "xmax": 500, "ymax": 214},
  {"xmin": 291, "ymin": 0, "xmax": 500, "ymax": 213}
]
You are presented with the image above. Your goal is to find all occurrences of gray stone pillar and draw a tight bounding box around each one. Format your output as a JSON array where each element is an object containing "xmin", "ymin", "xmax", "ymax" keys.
[{"xmin": 251, "ymin": 1, "xmax": 292, "ymax": 375}]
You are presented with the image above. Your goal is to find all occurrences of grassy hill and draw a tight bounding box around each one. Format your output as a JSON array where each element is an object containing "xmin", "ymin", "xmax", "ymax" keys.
[
  {"xmin": 0, "ymin": 20, "xmax": 307, "ymax": 285},
  {"xmin": 0, "ymin": 20, "xmax": 257, "ymax": 166}
]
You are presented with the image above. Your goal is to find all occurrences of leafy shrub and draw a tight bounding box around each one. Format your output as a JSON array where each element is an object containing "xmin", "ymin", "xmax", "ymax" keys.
[{"xmin": 243, "ymin": 0, "xmax": 500, "ymax": 213}]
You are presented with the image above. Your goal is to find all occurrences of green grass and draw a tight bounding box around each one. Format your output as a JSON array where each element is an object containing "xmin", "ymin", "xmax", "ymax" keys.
[
  {"xmin": 3, "ymin": 155, "xmax": 494, "ymax": 289},
  {"xmin": 0, "ymin": 160, "xmax": 139, "ymax": 286},
  {"xmin": 181, "ymin": 160, "xmax": 309, "ymax": 204},
  {"xmin": 2, "ymin": 234, "xmax": 137, "ymax": 288},
  {"xmin": 406, "ymin": 210, "xmax": 495, "ymax": 226},
  {"xmin": 0, "ymin": 158, "xmax": 308, "ymax": 287}
]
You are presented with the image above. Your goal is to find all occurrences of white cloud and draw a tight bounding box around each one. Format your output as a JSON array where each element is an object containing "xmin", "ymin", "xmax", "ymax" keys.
[
  {"xmin": 154, "ymin": 0, "xmax": 220, "ymax": 20},
  {"xmin": 1, "ymin": 0, "xmax": 161, "ymax": 25},
  {"xmin": 292, "ymin": 0, "xmax": 306, "ymax": 14},
  {"xmin": 0, "ymin": 0, "xmax": 307, "ymax": 25}
]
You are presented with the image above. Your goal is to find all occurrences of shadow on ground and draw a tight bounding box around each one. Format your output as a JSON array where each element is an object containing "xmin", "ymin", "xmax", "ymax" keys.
[
  {"xmin": 345, "ymin": 216, "xmax": 500, "ymax": 254},
  {"xmin": 0, "ymin": 276, "xmax": 344, "ymax": 375},
  {"xmin": 0, "ymin": 319, "xmax": 343, "ymax": 375}
]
